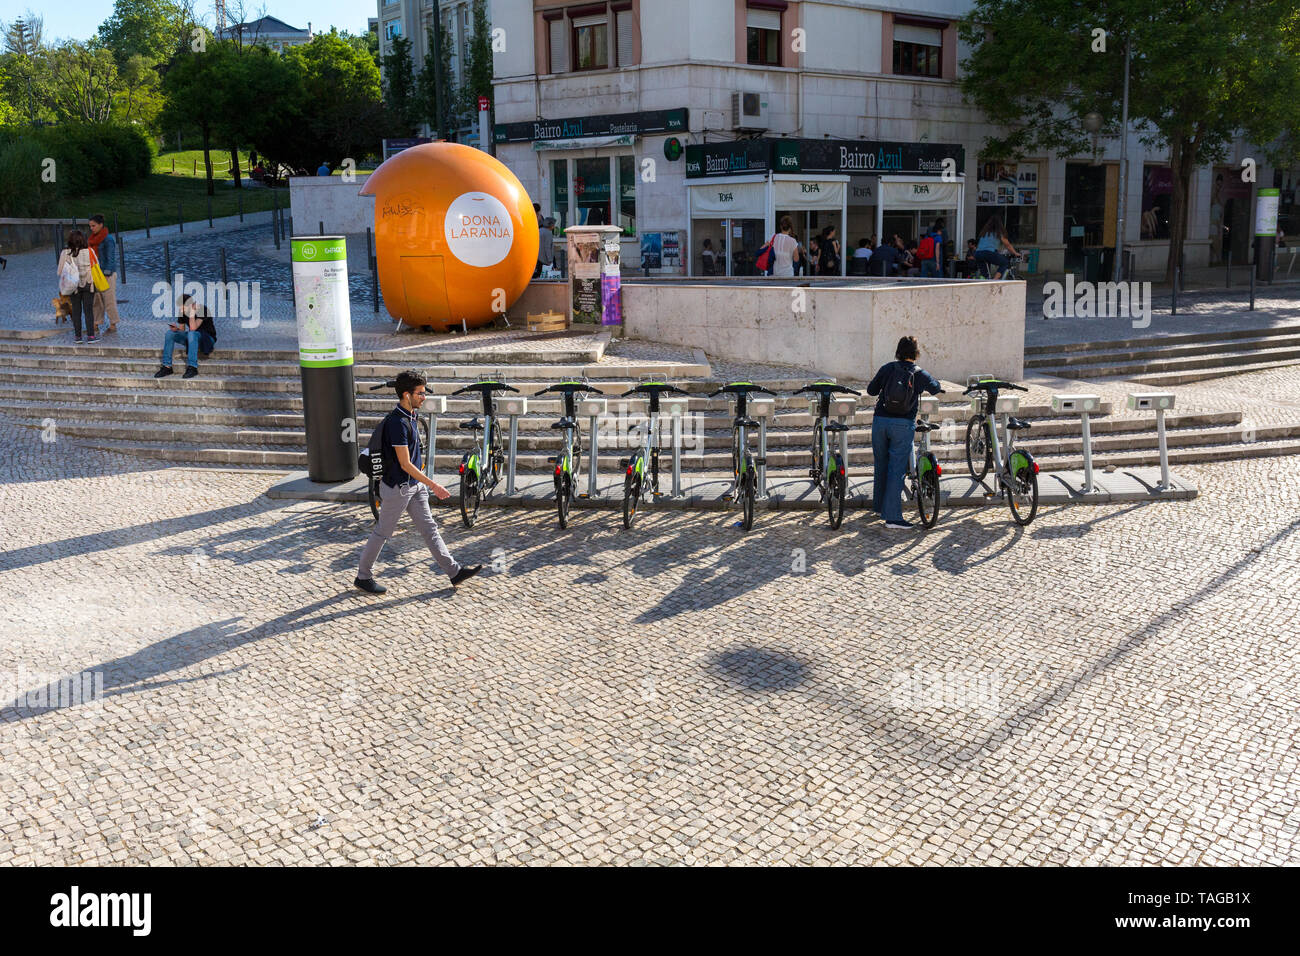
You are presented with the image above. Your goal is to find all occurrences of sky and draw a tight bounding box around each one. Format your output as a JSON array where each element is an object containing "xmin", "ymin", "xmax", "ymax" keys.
[{"xmin": 6, "ymin": 2, "xmax": 375, "ymax": 46}]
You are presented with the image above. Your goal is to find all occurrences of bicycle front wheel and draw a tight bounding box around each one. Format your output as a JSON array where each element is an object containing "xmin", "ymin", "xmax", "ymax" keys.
[
  {"xmin": 966, "ymin": 416, "xmax": 992, "ymax": 482},
  {"xmin": 740, "ymin": 468, "xmax": 756, "ymax": 531},
  {"xmin": 556, "ymin": 472, "xmax": 571, "ymax": 529},
  {"xmin": 827, "ymin": 463, "xmax": 846, "ymax": 529},
  {"xmin": 623, "ymin": 471, "xmax": 641, "ymax": 530},
  {"xmin": 459, "ymin": 474, "xmax": 480, "ymax": 528},
  {"xmin": 1007, "ymin": 466, "xmax": 1039, "ymax": 526}
]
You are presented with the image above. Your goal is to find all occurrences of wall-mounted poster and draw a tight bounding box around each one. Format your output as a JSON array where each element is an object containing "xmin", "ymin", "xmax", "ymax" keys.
[
  {"xmin": 1017, "ymin": 189, "xmax": 1037, "ymax": 205},
  {"xmin": 997, "ymin": 185, "xmax": 1016, "ymax": 204},
  {"xmin": 640, "ymin": 232, "xmax": 663, "ymax": 269},
  {"xmin": 601, "ymin": 236, "xmax": 622, "ymax": 326},
  {"xmin": 662, "ymin": 231, "xmax": 680, "ymax": 267}
]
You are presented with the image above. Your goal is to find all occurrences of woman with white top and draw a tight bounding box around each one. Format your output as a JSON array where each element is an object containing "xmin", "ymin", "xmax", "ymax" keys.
[
  {"xmin": 771, "ymin": 215, "xmax": 801, "ymax": 278},
  {"xmin": 57, "ymin": 230, "xmax": 96, "ymax": 344}
]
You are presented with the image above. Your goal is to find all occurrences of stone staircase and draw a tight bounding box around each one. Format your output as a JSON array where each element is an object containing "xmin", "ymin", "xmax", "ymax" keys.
[
  {"xmin": 3, "ymin": 341, "xmax": 1300, "ymax": 474},
  {"xmin": 1026, "ymin": 324, "xmax": 1300, "ymax": 385}
]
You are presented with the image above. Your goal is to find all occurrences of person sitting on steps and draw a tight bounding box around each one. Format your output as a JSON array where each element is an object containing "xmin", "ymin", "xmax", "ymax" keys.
[{"xmin": 154, "ymin": 293, "xmax": 216, "ymax": 379}]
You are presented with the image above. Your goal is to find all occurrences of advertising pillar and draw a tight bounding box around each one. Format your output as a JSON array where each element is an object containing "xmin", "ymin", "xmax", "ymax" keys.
[
  {"xmin": 292, "ymin": 235, "xmax": 358, "ymax": 481},
  {"xmin": 1256, "ymin": 187, "xmax": 1280, "ymax": 282},
  {"xmin": 566, "ymin": 225, "xmax": 623, "ymax": 325}
]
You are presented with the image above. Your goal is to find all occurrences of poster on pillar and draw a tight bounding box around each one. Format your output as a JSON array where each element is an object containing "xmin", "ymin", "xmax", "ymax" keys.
[
  {"xmin": 569, "ymin": 232, "xmax": 602, "ymax": 323},
  {"xmin": 601, "ymin": 235, "xmax": 622, "ymax": 326}
]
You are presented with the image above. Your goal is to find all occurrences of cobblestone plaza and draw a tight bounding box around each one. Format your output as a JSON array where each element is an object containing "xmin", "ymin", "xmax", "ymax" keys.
[{"xmin": 1, "ymin": 420, "xmax": 1296, "ymax": 866}]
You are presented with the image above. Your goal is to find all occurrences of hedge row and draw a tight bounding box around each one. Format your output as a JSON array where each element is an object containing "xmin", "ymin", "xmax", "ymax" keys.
[{"xmin": 0, "ymin": 124, "xmax": 154, "ymax": 218}]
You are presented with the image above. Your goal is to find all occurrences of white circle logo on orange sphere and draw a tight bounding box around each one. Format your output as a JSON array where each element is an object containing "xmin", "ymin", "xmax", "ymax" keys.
[{"xmin": 444, "ymin": 192, "xmax": 515, "ymax": 267}]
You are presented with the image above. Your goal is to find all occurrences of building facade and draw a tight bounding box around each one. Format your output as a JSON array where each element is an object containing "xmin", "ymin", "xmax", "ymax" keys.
[
  {"xmin": 219, "ymin": 15, "xmax": 314, "ymax": 52},
  {"xmin": 377, "ymin": 0, "xmax": 488, "ymax": 140},
  {"xmin": 488, "ymin": 0, "xmax": 1282, "ymax": 277}
]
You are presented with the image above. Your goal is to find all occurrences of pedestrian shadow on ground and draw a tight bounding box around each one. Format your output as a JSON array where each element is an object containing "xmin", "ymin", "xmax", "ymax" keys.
[{"xmin": 705, "ymin": 646, "xmax": 810, "ymax": 693}]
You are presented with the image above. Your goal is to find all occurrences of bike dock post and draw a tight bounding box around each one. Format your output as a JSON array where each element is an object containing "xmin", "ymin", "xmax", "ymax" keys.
[
  {"xmin": 499, "ymin": 394, "xmax": 528, "ymax": 495},
  {"xmin": 750, "ymin": 397, "xmax": 776, "ymax": 498},
  {"xmin": 1051, "ymin": 394, "xmax": 1101, "ymax": 492},
  {"xmin": 662, "ymin": 396, "xmax": 691, "ymax": 497},
  {"xmin": 423, "ymin": 395, "xmax": 447, "ymax": 474},
  {"xmin": 831, "ymin": 396, "xmax": 857, "ymax": 464},
  {"xmin": 918, "ymin": 397, "xmax": 940, "ymax": 454},
  {"xmin": 578, "ymin": 396, "xmax": 608, "ymax": 497},
  {"xmin": 1127, "ymin": 392, "xmax": 1176, "ymax": 490}
]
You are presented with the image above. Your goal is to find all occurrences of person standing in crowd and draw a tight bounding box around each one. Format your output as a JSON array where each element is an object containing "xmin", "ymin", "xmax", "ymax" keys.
[
  {"xmin": 962, "ymin": 239, "xmax": 979, "ymax": 277},
  {"xmin": 534, "ymin": 206, "xmax": 554, "ymax": 278},
  {"xmin": 974, "ymin": 215, "xmax": 1025, "ymax": 279},
  {"xmin": 87, "ymin": 214, "xmax": 120, "ymax": 335},
  {"xmin": 771, "ymin": 215, "xmax": 801, "ymax": 278},
  {"xmin": 316, "ymin": 161, "xmax": 331, "ymax": 176},
  {"xmin": 866, "ymin": 335, "xmax": 943, "ymax": 530},
  {"xmin": 701, "ymin": 238, "xmax": 717, "ymax": 275},
  {"xmin": 919, "ymin": 217, "xmax": 945, "ymax": 278},
  {"xmin": 154, "ymin": 293, "xmax": 216, "ymax": 379},
  {"xmin": 57, "ymin": 230, "xmax": 95, "ymax": 344},
  {"xmin": 819, "ymin": 226, "xmax": 842, "ymax": 276},
  {"xmin": 868, "ymin": 235, "xmax": 899, "ymax": 276},
  {"xmin": 356, "ymin": 370, "xmax": 482, "ymax": 594},
  {"xmin": 807, "ymin": 235, "xmax": 821, "ymax": 275}
]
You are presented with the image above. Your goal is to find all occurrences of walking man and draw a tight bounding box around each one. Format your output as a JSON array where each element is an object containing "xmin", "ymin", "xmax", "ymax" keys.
[
  {"xmin": 88, "ymin": 214, "xmax": 120, "ymax": 335},
  {"xmin": 356, "ymin": 370, "xmax": 482, "ymax": 594}
]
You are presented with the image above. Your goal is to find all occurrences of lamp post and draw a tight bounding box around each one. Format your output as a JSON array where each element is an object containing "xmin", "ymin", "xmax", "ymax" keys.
[{"xmin": 1114, "ymin": 40, "xmax": 1131, "ymax": 282}]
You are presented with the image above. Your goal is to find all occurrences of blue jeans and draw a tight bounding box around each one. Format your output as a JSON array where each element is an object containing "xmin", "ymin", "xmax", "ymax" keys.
[
  {"xmin": 920, "ymin": 258, "xmax": 941, "ymax": 278},
  {"xmin": 872, "ymin": 415, "xmax": 915, "ymax": 522},
  {"xmin": 974, "ymin": 249, "xmax": 1009, "ymax": 277},
  {"xmin": 161, "ymin": 329, "xmax": 215, "ymax": 368}
]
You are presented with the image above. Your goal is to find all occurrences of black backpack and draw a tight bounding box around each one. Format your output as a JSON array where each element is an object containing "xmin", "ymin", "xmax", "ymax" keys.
[
  {"xmin": 878, "ymin": 362, "xmax": 916, "ymax": 417},
  {"xmin": 358, "ymin": 410, "xmax": 398, "ymax": 477}
]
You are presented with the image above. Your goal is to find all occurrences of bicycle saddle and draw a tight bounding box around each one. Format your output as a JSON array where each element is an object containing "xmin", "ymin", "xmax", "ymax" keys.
[
  {"xmin": 735, "ymin": 417, "xmax": 761, "ymax": 428},
  {"xmin": 914, "ymin": 420, "xmax": 940, "ymax": 432},
  {"xmin": 550, "ymin": 417, "xmax": 577, "ymax": 430},
  {"xmin": 826, "ymin": 421, "xmax": 851, "ymax": 432},
  {"xmin": 1007, "ymin": 417, "xmax": 1032, "ymax": 430},
  {"xmin": 458, "ymin": 417, "xmax": 482, "ymax": 430}
]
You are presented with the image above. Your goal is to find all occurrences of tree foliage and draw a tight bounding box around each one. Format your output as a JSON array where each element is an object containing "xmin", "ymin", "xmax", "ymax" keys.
[{"xmin": 959, "ymin": 0, "xmax": 1300, "ymax": 280}]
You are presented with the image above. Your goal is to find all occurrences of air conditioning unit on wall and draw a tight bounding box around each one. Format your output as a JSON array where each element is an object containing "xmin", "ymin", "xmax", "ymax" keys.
[{"xmin": 731, "ymin": 91, "xmax": 770, "ymax": 131}]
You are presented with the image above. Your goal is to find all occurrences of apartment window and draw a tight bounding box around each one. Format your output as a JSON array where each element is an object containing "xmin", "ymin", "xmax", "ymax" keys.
[
  {"xmin": 573, "ymin": 14, "xmax": 610, "ymax": 71},
  {"xmin": 547, "ymin": 13, "xmax": 568, "ymax": 73},
  {"xmin": 893, "ymin": 22, "xmax": 942, "ymax": 77},
  {"xmin": 615, "ymin": 5, "xmax": 635, "ymax": 67},
  {"xmin": 746, "ymin": 7, "xmax": 781, "ymax": 66}
]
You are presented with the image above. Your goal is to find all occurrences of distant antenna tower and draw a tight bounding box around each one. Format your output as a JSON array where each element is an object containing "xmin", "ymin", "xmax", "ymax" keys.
[{"xmin": 215, "ymin": 0, "xmax": 227, "ymax": 34}]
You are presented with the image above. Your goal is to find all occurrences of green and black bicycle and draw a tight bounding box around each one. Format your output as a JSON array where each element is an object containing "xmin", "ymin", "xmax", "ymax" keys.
[
  {"xmin": 792, "ymin": 380, "xmax": 861, "ymax": 529},
  {"xmin": 962, "ymin": 378, "xmax": 1040, "ymax": 526},
  {"xmin": 452, "ymin": 377, "xmax": 518, "ymax": 528},
  {"xmin": 619, "ymin": 380, "xmax": 688, "ymax": 529},
  {"xmin": 711, "ymin": 382, "xmax": 777, "ymax": 532},
  {"xmin": 536, "ymin": 379, "xmax": 604, "ymax": 529}
]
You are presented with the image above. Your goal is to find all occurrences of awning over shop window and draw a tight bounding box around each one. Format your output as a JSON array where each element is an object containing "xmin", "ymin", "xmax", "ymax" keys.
[
  {"xmin": 773, "ymin": 179, "xmax": 846, "ymax": 209},
  {"xmin": 879, "ymin": 179, "xmax": 961, "ymax": 208},
  {"xmin": 533, "ymin": 134, "xmax": 635, "ymax": 151},
  {"xmin": 848, "ymin": 176, "xmax": 878, "ymax": 206},
  {"xmin": 689, "ymin": 180, "xmax": 767, "ymax": 218}
]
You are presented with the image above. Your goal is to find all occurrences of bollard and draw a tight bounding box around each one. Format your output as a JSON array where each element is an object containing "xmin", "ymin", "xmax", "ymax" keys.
[
  {"xmin": 497, "ymin": 395, "xmax": 528, "ymax": 495},
  {"xmin": 163, "ymin": 242, "xmax": 171, "ymax": 297},
  {"xmin": 219, "ymin": 248, "xmax": 228, "ymax": 312},
  {"xmin": 1226, "ymin": 248, "xmax": 1231, "ymax": 289},
  {"xmin": 238, "ymin": 192, "xmax": 243, "ymax": 222},
  {"xmin": 1052, "ymin": 394, "xmax": 1101, "ymax": 493},
  {"xmin": 113, "ymin": 211, "xmax": 119, "ymax": 238},
  {"xmin": 178, "ymin": 202, "xmax": 183, "ymax": 233},
  {"xmin": 286, "ymin": 216, "xmax": 292, "ymax": 241},
  {"xmin": 207, "ymin": 195, "xmax": 213, "ymax": 228},
  {"xmin": 54, "ymin": 224, "xmax": 61, "ymax": 264},
  {"xmin": 371, "ymin": 258, "xmax": 379, "ymax": 314},
  {"xmin": 118, "ymin": 235, "xmax": 126, "ymax": 285},
  {"xmin": 144, "ymin": 205, "xmax": 150, "ymax": 238},
  {"xmin": 1250, "ymin": 262, "xmax": 1256, "ymax": 311},
  {"xmin": 579, "ymin": 396, "xmax": 608, "ymax": 498},
  {"xmin": 319, "ymin": 221, "xmax": 324, "ymax": 236},
  {"xmin": 1171, "ymin": 268, "xmax": 1178, "ymax": 314},
  {"xmin": 1127, "ymin": 392, "xmax": 1175, "ymax": 491},
  {"xmin": 365, "ymin": 227, "xmax": 373, "ymax": 271}
]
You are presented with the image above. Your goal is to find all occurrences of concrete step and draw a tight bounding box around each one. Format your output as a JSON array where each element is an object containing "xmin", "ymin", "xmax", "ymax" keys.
[
  {"xmin": 1122, "ymin": 359, "xmax": 1300, "ymax": 387},
  {"xmin": 1032, "ymin": 342, "xmax": 1300, "ymax": 379},
  {"xmin": 1023, "ymin": 322, "xmax": 1300, "ymax": 356},
  {"xmin": 1026, "ymin": 331, "xmax": 1300, "ymax": 368}
]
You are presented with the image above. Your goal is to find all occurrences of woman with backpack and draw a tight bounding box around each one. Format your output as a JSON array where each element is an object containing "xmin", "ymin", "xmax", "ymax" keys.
[
  {"xmin": 57, "ymin": 230, "xmax": 96, "ymax": 344},
  {"xmin": 919, "ymin": 218, "xmax": 945, "ymax": 278},
  {"xmin": 866, "ymin": 336, "xmax": 943, "ymax": 530}
]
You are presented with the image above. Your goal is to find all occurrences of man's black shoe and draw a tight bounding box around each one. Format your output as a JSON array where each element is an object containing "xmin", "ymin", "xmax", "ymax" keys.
[
  {"xmin": 354, "ymin": 576, "xmax": 387, "ymax": 594},
  {"xmin": 183, "ymin": 366, "xmax": 198, "ymax": 379},
  {"xmin": 450, "ymin": 564, "xmax": 482, "ymax": 587},
  {"xmin": 154, "ymin": 366, "xmax": 173, "ymax": 378}
]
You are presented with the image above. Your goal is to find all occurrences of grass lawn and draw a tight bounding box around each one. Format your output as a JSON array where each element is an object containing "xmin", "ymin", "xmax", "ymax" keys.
[{"xmin": 45, "ymin": 171, "xmax": 285, "ymax": 233}]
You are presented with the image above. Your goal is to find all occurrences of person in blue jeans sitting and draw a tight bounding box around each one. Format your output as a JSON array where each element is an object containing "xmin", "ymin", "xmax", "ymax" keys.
[
  {"xmin": 154, "ymin": 293, "xmax": 217, "ymax": 380},
  {"xmin": 866, "ymin": 335, "xmax": 943, "ymax": 529}
]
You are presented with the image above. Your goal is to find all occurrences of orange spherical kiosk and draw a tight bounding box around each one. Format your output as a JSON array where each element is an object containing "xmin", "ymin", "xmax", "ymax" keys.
[{"xmin": 360, "ymin": 142, "xmax": 539, "ymax": 331}]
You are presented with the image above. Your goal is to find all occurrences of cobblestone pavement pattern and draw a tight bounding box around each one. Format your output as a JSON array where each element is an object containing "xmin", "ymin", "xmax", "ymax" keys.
[{"xmin": 1, "ymin": 413, "xmax": 1298, "ymax": 865}]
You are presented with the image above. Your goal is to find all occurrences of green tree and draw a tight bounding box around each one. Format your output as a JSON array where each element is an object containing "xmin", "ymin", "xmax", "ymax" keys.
[
  {"xmin": 341, "ymin": 28, "xmax": 379, "ymax": 72},
  {"xmin": 457, "ymin": 0, "xmax": 494, "ymax": 147},
  {"xmin": 960, "ymin": 0, "xmax": 1300, "ymax": 282},
  {"xmin": 97, "ymin": 0, "xmax": 185, "ymax": 65},
  {"xmin": 161, "ymin": 41, "xmax": 235, "ymax": 194},
  {"xmin": 417, "ymin": 23, "xmax": 456, "ymax": 138},
  {"xmin": 45, "ymin": 42, "xmax": 119, "ymax": 124},
  {"xmin": 280, "ymin": 30, "xmax": 384, "ymax": 169},
  {"xmin": 381, "ymin": 34, "xmax": 417, "ymax": 136}
]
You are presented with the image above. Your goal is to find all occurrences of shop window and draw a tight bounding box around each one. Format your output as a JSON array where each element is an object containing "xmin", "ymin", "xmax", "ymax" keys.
[
  {"xmin": 1141, "ymin": 165, "xmax": 1173, "ymax": 240},
  {"xmin": 893, "ymin": 22, "xmax": 942, "ymax": 78},
  {"xmin": 976, "ymin": 160, "xmax": 1039, "ymax": 246},
  {"xmin": 551, "ymin": 159, "xmax": 569, "ymax": 230},
  {"xmin": 573, "ymin": 15, "xmax": 610, "ymax": 71},
  {"xmin": 746, "ymin": 7, "xmax": 781, "ymax": 66},
  {"xmin": 574, "ymin": 157, "xmax": 612, "ymax": 226},
  {"xmin": 618, "ymin": 155, "xmax": 636, "ymax": 236}
]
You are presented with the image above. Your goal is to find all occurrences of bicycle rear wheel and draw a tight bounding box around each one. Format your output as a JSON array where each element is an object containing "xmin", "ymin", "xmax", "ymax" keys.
[
  {"xmin": 459, "ymin": 474, "xmax": 480, "ymax": 528},
  {"xmin": 918, "ymin": 470, "xmax": 940, "ymax": 528},
  {"xmin": 966, "ymin": 416, "xmax": 992, "ymax": 482},
  {"xmin": 1007, "ymin": 466, "xmax": 1039, "ymax": 526},
  {"xmin": 368, "ymin": 477, "xmax": 382, "ymax": 522},
  {"xmin": 556, "ymin": 472, "xmax": 571, "ymax": 529},
  {"xmin": 740, "ymin": 467, "xmax": 756, "ymax": 531}
]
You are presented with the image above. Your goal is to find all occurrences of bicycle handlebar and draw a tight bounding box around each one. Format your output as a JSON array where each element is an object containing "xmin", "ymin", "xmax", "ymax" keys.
[
  {"xmin": 708, "ymin": 383, "xmax": 777, "ymax": 398},
  {"xmin": 619, "ymin": 383, "xmax": 688, "ymax": 398},
  {"xmin": 450, "ymin": 381, "xmax": 520, "ymax": 396},
  {"xmin": 962, "ymin": 380, "xmax": 1027, "ymax": 394},
  {"xmin": 368, "ymin": 380, "xmax": 395, "ymax": 391},
  {"xmin": 537, "ymin": 382, "xmax": 605, "ymax": 396},
  {"xmin": 793, "ymin": 382, "xmax": 862, "ymax": 397}
]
